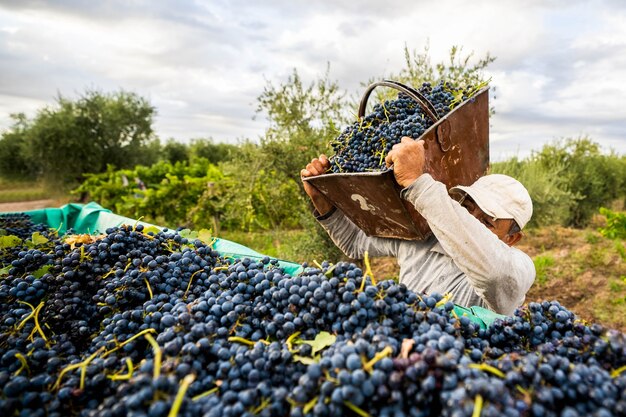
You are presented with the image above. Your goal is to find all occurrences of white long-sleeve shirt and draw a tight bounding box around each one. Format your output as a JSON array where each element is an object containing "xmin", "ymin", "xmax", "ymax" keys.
[{"xmin": 317, "ymin": 173, "xmax": 535, "ymax": 316}]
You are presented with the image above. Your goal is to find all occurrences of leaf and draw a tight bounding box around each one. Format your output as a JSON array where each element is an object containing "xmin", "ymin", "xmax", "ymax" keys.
[
  {"xmin": 197, "ymin": 229, "xmax": 213, "ymax": 245},
  {"xmin": 0, "ymin": 235, "xmax": 22, "ymax": 249},
  {"xmin": 0, "ymin": 265, "xmax": 11, "ymax": 277},
  {"xmin": 142, "ymin": 225, "xmax": 161, "ymax": 235},
  {"xmin": 293, "ymin": 355, "xmax": 320, "ymax": 365},
  {"xmin": 297, "ymin": 331, "xmax": 336, "ymax": 355},
  {"xmin": 64, "ymin": 234, "xmax": 105, "ymax": 250},
  {"xmin": 179, "ymin": 229, "xmax": 198, "ymax": 240},
  {"xmin": 31, "ymin": 232, "xmax": 49, "ymax": 246},
  {"xmin": 33, "ymin": 264, "xmax": 52, "ymax": 279}
]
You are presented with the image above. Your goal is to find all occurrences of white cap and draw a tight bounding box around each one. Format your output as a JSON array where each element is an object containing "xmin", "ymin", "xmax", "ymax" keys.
[{"xmin": 450, "ymin": 174, "xmax": 533, "ymax": 229}]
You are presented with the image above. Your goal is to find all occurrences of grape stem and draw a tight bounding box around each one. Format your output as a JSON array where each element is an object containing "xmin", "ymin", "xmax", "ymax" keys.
[
  {"xmin": 472, "ymin": 394, "xmax": 483, "ymax": 417},
  {"xmin": 144, "ymin": 333, "xmax": 162, "ymax": 379},
  {"xmin": 363, "ymin": 345, "xmax": 393, "ymax": 372},
  {"xmin": 344, "ymin": 401, "xmax": 370, "ymax": 417},
  {"xmin": 168, "ymin": 373, "xmax": 196, "ymax": 417},
  {"xmin": 107, "ymin": 358, "xmax": 134, "ymax": 381}
]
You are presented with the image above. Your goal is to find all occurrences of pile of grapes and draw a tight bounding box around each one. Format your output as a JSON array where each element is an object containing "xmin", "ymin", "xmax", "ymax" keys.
[
  {"xmin": 329, "ymin": 81, "xmax": 482, "ymax": 173},
  {"xmin": 1, "ymin": 214, "xmax": 626, "ymax": 417}
]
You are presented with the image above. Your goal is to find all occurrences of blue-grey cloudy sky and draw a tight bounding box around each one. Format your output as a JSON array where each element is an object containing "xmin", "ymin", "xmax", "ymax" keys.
[{"xmin": 1, "ymin": 0, "xmax": 625, "ymax": 160}]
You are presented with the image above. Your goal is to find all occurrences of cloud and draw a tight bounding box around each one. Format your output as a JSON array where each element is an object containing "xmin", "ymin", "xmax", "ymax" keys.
[{"xmin": 0, "ymin": 0, "xmax": 625, "ymax": 161}]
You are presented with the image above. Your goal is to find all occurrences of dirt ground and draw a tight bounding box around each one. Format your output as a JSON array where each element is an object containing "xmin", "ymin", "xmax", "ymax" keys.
[
  {"xmin": 370, "ymin": 225, "xmax": 626, "ymax": 332},
  {"xmin": 0, "ymin": 199, "xmax": 57, "ymax": 212}
]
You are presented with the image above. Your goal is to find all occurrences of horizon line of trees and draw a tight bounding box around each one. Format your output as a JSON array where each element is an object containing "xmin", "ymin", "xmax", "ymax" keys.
[{"xmin": 0, "ymin": 45, "xmax": 624, "ymax": 259}]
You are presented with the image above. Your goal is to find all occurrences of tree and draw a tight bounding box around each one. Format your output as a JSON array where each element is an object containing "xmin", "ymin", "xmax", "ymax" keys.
[
  {"xmin": 15, "ymin": 89, "xmax": 157, "ymax": 187},
  {"xmin": 255, "ymin": 66, "xmax": 348, "ymax": 185},
  {"xmin": 533, "ymin": 137, "xmax": 626, "ymax": 227},
  {"xmin": 188, "ymin": 138, "xmax": 238, "ymax": 165},
  {"xmin": 162, "ymin": 139, "xmax": 189, "ymax": 164},
  {"xmin": 363, "ymin": 44, "xmax": 496, "ymax": 105},
  {"xmin": 0, "ymin": 113, "xmax": 36, "ymax": 180}
]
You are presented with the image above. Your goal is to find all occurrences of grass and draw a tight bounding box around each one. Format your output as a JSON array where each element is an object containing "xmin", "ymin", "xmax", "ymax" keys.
[
  {"xmin": 533, "ymin": 255, "xmax": 555, "ymax": 285},
  {"xmin": 519, "ymin": 224, "xmax": 626, "ymax": 331},
  {"xmin": 0, "ymin": 179, "xmax": 52, "ymax": 203},
  {"xmin": 219, "ymin": 229, "xmax": 309, "ymax": 261}
]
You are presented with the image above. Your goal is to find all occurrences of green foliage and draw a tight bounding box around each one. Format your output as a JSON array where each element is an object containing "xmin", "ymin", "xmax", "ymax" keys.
[
  {"xmin": 599, "ymin": 208, "xmax": 626, "ymax": 240},
  {"xmin": 363, "ymin": 44, "xmax": 495, "ymax": 103},
  {"xmin": 490, "ymin": 157, "xmax": 576, "ymax": 228},
  {"xmin": 492, "ymin": 138, "xmax": 626, "ymax": 229},
  {"xmin": 533, "ymin": 255, "xmax": 555, "ymax": 285},
  {"xmin": 533, "ymin": 137, "xmax": 626, "ymax": 227},
  {"xmin": 188, "ymin": 138, "xmax": 238, "ymax": 165},
  {"xmin": 162, "ymin": 139, "xmax": 189, "ymax": 164},
  {"xmin": 73, "ymin": 159, "xmax": 223, "ymax": 228},
  {"xmin": 615, "ymin": 242, "xmax": 626, "ymax": 261},
  {"xmin": 0, "ymin": 89, "xmax": 159, "ymax": 189},
  {"xmin": 0, "ymin": 114, "xmax": 36, "ymax": 180},
  {"xmin": 73, "ymin": 155, "xmax": 306, "ymax": 234},
  {"xmin": 205, "ymin": 142, "xmax": 306, "ymax": 232},
  {"xmin": 256, "ymin": 66, "xmax": 348, "ymax": 184}
]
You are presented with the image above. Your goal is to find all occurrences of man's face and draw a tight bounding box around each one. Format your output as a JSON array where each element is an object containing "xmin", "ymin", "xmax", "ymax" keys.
[{"xmin": 460, "ymin": 196, "xmax": 521, "ymax": 246}]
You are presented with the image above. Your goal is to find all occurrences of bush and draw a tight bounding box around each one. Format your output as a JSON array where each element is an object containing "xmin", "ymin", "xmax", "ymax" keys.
[
  {"xmin": 533, "ymin": 137, "xmax": 626, "ymax": 227},
  {"xmin": 492, "ymin": 138, "xmax": 626, "ymax": 229},
  {"xmin": 599, "ymin": 208, "xmax": 626, "ymax": 240},
  {"xmin": 490, "ymin": 157, "xmax": 576, "ymax": 228}
]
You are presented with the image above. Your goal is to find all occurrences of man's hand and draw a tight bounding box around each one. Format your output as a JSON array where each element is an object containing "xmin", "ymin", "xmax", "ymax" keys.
[
  {"xmin": 385, "ymin": 137, "xmax": 426, "ymax": 188},
  {"xmin": 301, "ymin": 154, "xmax": 334, "ymax": 216}
]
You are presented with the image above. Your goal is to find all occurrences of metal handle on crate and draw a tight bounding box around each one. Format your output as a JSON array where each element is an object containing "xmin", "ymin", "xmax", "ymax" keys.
[{"xmin": 357, "ymin": 80, "xmax": 440, "ymax": 123}]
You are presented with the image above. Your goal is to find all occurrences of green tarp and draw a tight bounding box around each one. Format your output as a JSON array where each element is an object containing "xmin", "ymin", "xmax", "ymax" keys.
[
  {"xmin": 3, "ymin": 202, "xmax": 304, "ymax": 276},
  {"xmin": 2, "ymin": 202, "xmax": 506, "ymax": 328}
]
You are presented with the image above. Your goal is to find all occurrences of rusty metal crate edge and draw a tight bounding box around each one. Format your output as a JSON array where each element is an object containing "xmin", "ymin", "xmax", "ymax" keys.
[{"xmin": 305, "ymin": 85, "xmax": 490, "ymax": 240}]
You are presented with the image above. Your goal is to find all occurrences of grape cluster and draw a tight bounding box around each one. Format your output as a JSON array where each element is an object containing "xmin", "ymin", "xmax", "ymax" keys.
[
  {"xmin": 0, "ymin": 213, "xmax": 50, "ymax": 240},
  {"xmin": 329, "ymin": 81, "xmax": 476, "ymax": 173},
  {"xmin": 1, "ymin": 217, "xmax": 626, "ymax": 416}
]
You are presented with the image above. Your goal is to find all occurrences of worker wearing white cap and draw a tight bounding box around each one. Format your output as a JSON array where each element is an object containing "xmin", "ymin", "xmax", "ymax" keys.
[{"xmin": 301, "ymin": 138, "xmax": 535, "ymax": 316}]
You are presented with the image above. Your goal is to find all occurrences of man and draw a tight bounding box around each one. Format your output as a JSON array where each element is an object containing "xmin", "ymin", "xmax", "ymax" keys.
[{"xmin": 301, "ymin": 137, "xmax": 535, "ymax": 316}]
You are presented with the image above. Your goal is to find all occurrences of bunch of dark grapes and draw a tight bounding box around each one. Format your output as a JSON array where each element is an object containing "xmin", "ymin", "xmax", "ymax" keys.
[
  {"xmin": 0, "ymin": 213, "xmax": 51, "ymax": 240},
  {"xmin": 1, "ymin": 216, "xmax": 626, "ymax": 417},
  {"xmin": 329, "ymin": 81, "xmax": 477, "ymax": 173}
]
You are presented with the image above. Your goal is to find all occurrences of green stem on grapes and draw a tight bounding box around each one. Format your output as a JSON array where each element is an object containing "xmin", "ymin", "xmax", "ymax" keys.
[
  {"xmin": 14, "ymin": 352, "xmax": 29, "ymax": 376},
  {"xmin": 251, "ymin": 397, "xmax": 271, "ymax": 414},
  {"xmin": 363, "ymin": 345, "xmax": 393, "ymax": 372},
  {"xmin": 192, "ymin": 386, "xmax": 219, "ymax": 401},
  {"xmin": 344, "ymin": 401, "xmax": 370, "ymax": 417},
  {"xmin": 229, "ymin": 336, "xmax": 270, "ymax": 347},
  {"xmin": 17, "ymin": 300, "xmax": 48, "ymax": 343},
  {"xmin": 101, "ymin": 328, "xmax": 157, "ymax": 358},
  {"xmin": 107, "ymin": 358, "xmax": 134, "ymax": 381},
  {"xmin": 303, "ymin": 396, "xmax": 317, "ymax": 414},
  {"xmin": 611, "ymin": 365, "xmax": 626, "ymax": 378},
  {"xmin": 168, "ymin": 373, "xmax": 195, "ymax": 417},
  {"xmin": 286, "ymin": 331, "xmax": 302, "ymax": 352},
  {"xmin": 435, "ymin": 293, "xmax": 452, "ymax": 308},
  {"xmin": 358, "ymin": 251, "xmax": 376, "ymax": 292},
  {"xmin": 144, "ymin": 278, "xmax": 154, "ymax": 299},
  {"xmin": 144, "ymin": 333, "xmax": 162, "ymax": 379},
  {"xmin": 468, "ymin": 363, "xmax": 505, "ymax": 378},
  {"xmin": 183, "ymin": 269, "xmax": 203, "ymax": 300},
  {"xmin": 472, "ymin": 394, "xmax": 483, "ymax": 417},
  {"xmin": 54, "ymin": 346, "xmax": 105, "ymax": 390}
]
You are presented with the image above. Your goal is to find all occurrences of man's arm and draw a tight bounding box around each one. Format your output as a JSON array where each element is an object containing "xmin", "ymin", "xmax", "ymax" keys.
[
  {"xmin": 385, "ymin": 137, "xmax": 534, "ymax": 315},
  {"xmin": 403, "ymin": 174, "xmax": 535, "ymax": 315},
  {"xmin": 301, "ymin": 155, "xmax": 401, "ymax": 259},
  {"xmin": 316, "ymin": 208, "xmax": 401, "ymax": 259}
]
